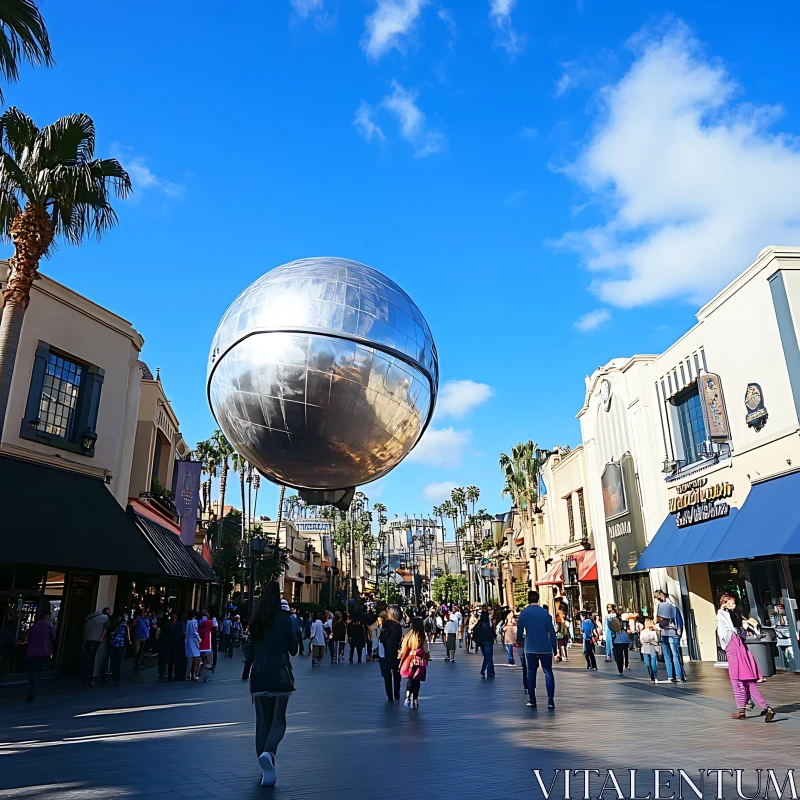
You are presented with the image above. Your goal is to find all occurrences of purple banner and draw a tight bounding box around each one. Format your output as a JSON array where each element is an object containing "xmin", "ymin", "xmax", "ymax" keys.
[{"xmin": 174, "ymin": 460, "xmax": 202, "ymax": 545}]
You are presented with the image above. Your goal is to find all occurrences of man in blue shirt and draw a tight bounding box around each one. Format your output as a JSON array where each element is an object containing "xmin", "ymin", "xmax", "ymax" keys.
[{"xmin": 517, "ymin": 590, "xmax": 558, "ymax": 709}]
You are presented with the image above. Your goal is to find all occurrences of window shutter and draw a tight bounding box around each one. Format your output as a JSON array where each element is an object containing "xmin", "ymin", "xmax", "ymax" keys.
[{"xmin": 21, "ymin": 341, "xmax": 50, "ymax": 429}]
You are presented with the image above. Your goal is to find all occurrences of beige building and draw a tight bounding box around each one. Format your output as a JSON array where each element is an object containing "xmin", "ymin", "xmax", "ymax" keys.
[{"xmin": 0, "ymin": 264, "xmax": 214, "ymax": 679}]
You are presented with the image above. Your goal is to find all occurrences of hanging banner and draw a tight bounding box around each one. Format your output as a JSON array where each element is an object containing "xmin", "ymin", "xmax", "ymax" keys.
[{"xmin": 174, "ymin": 460, "xmax": 202, "ymax": 545}]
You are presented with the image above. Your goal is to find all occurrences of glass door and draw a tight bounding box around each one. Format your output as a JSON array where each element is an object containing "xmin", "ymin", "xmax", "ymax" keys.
[{"xmin": 748, "ymin": 559, "xmax": 795, "ymax": 672}]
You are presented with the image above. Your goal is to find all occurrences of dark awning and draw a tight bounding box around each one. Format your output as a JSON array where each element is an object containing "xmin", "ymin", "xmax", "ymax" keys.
[
  {"xmin": 0, "ymin": 455, "xmax": 164, "ymax": 575},
  {"xmin": 634, "ymin": 509, "xmax": 739, "ymax": 570},
  {"xmin": 130, "ymin": 510, "xmax": 218, "ymax": 583}
]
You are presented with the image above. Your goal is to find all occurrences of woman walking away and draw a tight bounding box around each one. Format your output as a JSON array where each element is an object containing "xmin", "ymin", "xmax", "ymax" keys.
[
  {"xmin": 444, "ymin": 613, "xmax": 458, "ymax": 663},
  {"xmin": 580, "ymin": 612, "xmax": 598, "ymax": 671},
  {"xmin": 717, "ymin": 593, "xmax": 775, "ymax": 722},
  {"xmin": 250, "ymin": 580, "xmax": 299, "ymax": 787},
  {"xmin": 613, "ymin": 616, "xmax": 632, "ymax": 675},
  {"xmin": 503, "ymin": 613, "xmax": 518, "ymax": 666},
  {"xmin": 185, "ymin": 612, "xmax": 201, "ymax": 682},
  {"xmin": 603, "ymin": 604, "xmax": 617, "ymax": 662},
  {"xmin": 555, "ymin": 619, "xmax": 570, "ymax": 663},
  {"xmin": 640, "ymin": 619, "xmax": 661, "ymax": 683},
  {"xmin": 473, "ymin": 610, "xmax": 495, "ymax": 678},
  {"xmin": 331, "ymin": 613, "xmax": 346, "ymax": 664},
  {"xmin": 379, "ymin": 606, "xmax": 404, "ymax": 702},
  {"xmin": 347, "ymin": 609, "xmax": 366, "ymax": 663},
  {"xmin": 399, "ymin": 617, "xmax": 429, "ymax": 709}
]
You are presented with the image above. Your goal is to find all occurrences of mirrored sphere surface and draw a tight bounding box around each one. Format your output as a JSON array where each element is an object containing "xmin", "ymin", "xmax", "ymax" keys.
[{"xmin": 208, "ymin": 257, "xmax": 438, "ymax": 490}]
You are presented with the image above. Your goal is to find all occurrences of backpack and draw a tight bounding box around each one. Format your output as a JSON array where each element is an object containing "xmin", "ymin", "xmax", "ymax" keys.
[
  {"xmin": 408, "ymin": 648, "xmax": 427, "ymax": 682},
  {"xmin": 609, "ymin": 617, "xmax": 622, "ymax": 634}
]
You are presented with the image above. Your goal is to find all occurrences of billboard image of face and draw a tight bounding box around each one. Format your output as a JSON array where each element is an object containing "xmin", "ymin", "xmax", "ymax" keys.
[{"xmin": 601, "ymin": 462, "xmax": 627, "ymax": 520}]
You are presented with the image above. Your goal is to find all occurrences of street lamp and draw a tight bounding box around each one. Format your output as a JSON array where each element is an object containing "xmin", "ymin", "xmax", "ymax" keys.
[{"xmin": 248, "ymin": 536, "xmax": 267, "ymax": 619}]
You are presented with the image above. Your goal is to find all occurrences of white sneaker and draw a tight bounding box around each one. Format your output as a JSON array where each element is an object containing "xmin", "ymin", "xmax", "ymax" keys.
[
  {"xmin": 403, "ymin": 697, "xmax": 411, "ymax": 707},
  {"xmin": 258, "ymin": 752, "xmax": 276, "ymax": 787}
]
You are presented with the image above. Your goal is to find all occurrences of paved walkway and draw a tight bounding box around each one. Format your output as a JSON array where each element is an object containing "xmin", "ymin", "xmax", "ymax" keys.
[{"xmin": 1, "ymin": 644, "xmax": 799, "ymax": 799}]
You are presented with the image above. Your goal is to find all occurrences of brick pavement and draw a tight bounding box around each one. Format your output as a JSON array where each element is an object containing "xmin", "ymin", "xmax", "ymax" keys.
[{"xmin": 1, "ymin": 643, "xmax": 799, "ymax": 799}]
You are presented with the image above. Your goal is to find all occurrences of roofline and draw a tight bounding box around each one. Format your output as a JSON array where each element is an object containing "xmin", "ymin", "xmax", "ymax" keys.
[{"xmin": 577, "ymin": 355, "xmax": 659, "ymax": 417}]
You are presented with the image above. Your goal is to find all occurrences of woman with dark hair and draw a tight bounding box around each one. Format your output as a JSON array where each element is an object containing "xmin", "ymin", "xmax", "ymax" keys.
[
  {"xmin": 249, "ymin": 581, "xmax": 299, "ymax": 787},
  {"xmin": 378, "ymin": 606, "xmax": 404, "ymax": 702},
  {"xmin": 472, "ymin": 610, "xmax": 496, "ymax": 678},
  {"xmin": 717, "ymin": 593, "xmax": 775, "ymax": 722}
]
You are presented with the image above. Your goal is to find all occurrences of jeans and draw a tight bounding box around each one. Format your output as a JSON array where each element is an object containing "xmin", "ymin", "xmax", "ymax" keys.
[
  {"xmin": 505, "ymin": 644, "xmax": 515, "ymax": 665},
  {"xmin": 349, "ymin": 644, "xmax": 364, "ymax": 662},
  {"xmin": 110, "ymin": 646, "xmax": 125, "ymax": 685},
  {"xmin": 662, "ymin": 637, "xmax": 685, "ymax": 680},
  {"xmin": 81, "ymin": 640, "xmax": 101, "ymax": 683},
  {"xmin": 613, "ymin": 642, "xmax": 629, "ymax": 673},
  {"xmin": 26, "ymin": 656, "xmax": 49, "ymax": 699},
  {"xmin": 379, "ymin": 658, "xmax": 401, "ymax": 700},
  {"xmin": 168, "ymin": 652, "xmax": 185, "ymax": 680},
  {"xmin": 132, "ymin": 638, "xmax": 148, "ymax": 671},
  {"xmin": 254, "ymin": 694, "xmax": 290, "ymax": 756},
  {"xmin": 583, "ymin": 641, "xmax": 597, "ymax": 669},
  {"xmin": 157, "ymin": 651, "xmax": 168, "ymax": 680},
  {"xmin": 525, "ymin": 653, "xmax": 555, "ymax": 704},
  {"xmin": 643, "ymin": 652, "xmax": 659, "ymax": 681},
  {"xmin": 221, "ymin": 633, "xmax": 231, "ymax": 657},
  {"xmin": 480, "ymin": 644, "xmax": 495, "ymax": 676}
]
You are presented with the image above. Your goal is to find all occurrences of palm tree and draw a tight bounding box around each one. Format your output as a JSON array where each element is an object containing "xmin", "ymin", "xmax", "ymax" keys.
[
  {"xmin": 212, "ymin": 430, "xmax": 234, "ymax": 518},
  {"xmin": 275, "ymin": 482, "xmax": 285, "ymax": 541},
  {"xmin": 0, "ymin": 109, "xmax": 131, "ymax": 438},
  {"xmin": 194, "ymin": 438, "xmax": 218, "ymax": 514},
  {"xmin": 0, "ymin": 1, "xmax": 53, "ymax": 102}
]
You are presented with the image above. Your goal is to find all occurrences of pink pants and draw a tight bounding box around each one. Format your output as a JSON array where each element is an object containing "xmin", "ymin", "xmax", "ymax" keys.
[{"xmin": 730, "ymin": 677, "xmax": 766, "ymax": 709}]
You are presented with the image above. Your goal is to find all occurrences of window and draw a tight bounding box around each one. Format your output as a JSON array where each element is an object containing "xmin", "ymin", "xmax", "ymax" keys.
[
  {"xmin": 673, "ymin": 383, "xmax": 708, "ymax": 465},
  {"xmin": 20, "ymin": 342, "xmax": 104, "ymax": 457},
  {"xmin": 39, "ymin": 353, "xmax": 83, "ymax": 439},
  {"xmin": 577, "ymin": 488, "xmax": 587, "ymax": 539},
  {"xmin": 565, "ymin": 496, "xmax": 575, "ymax": 542}
]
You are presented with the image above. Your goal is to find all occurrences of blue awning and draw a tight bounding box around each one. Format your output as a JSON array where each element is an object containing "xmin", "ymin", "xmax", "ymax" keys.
[
  {"xmin": 708, "ymin": 469, "xmax": 800, "ymax": 562},
  {"xmin": 634, "ymin": 509, "xmax": 738, "ymax": 570}
]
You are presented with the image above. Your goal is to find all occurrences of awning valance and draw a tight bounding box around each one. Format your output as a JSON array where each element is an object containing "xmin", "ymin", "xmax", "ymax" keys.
[
  {"xmin": 576, "ymin": 549, "xmax": 598, "ymax": 582},
  {"xmin": 130, "ymin": 510, "xmax": 218, "ymax": 583},
  {"xmin": 536, "ymin": 561, "xmax": 563, "ymax": 586},
  {"xmin": 634, "ymin": 509, "xmax": 739, "ymax": 571},
  {"xmin": 0, "ymin": 456, "xmax": 164, "ymax": 575}
]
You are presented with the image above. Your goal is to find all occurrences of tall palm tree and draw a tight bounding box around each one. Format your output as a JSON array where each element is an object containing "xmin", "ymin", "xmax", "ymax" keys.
[
  {"xmin": 212, "ymin": 430, "xmax": 234, "ymax": 518},
  {"xmin": 0, "ymin": 109, "xmax": 131, "ymax": 438},
  {"xmin": 275, "ymin": 483, "xmax": 285, "ymax": 542},
  {"xmin": 194, "ymin": 439, "xmax": 218, "ymax": 513},
  {"xmin": 0, "ymin": 1, "xmax": 53, "ymax": 102}
]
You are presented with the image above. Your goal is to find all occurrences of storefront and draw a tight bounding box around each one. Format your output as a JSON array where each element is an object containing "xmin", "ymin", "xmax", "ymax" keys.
[
  {"xmin": 0, "ymin": 456, "xmax": 216, "ymax": 679},
  {"xmin": 637, "ymin": 469, "xmax": 800, "ymax": 672},
  {"xmin": 537, "ymin": 549, "xmax": 599, "ymax": 637}
]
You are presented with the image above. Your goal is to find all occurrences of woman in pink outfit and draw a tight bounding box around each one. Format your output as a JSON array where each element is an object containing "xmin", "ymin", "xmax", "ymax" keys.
[{"xmin": 716, "ymin": 593, "xmax": 775, "ymax": 722}]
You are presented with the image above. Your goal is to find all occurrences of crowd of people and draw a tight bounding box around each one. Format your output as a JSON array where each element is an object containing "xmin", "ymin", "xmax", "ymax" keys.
[{"xmin": 16, "ymin": 580, "xmax": 773, "ymax": 786}]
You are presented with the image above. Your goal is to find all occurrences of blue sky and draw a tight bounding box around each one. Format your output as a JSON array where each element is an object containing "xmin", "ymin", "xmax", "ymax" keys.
[{"xmin": 17, "ymin": 0, "xmax": 800, "ymax": 520}]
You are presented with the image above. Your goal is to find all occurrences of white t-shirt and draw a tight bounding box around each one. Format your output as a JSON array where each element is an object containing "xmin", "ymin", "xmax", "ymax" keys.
[
  {"xmin": 311, "ymin": 620, "xmax": 327, "ymax": 646},
  {"xmin": 436, "ymin": 615, "xmax": 444, "ymax": 629},
  {"xmin": 445, "ymin": 618, "xmax": 458, "ymax": 635},
  {"xmin": 452, "ymin": 612, "xmax": 463, "ymax": 628}
]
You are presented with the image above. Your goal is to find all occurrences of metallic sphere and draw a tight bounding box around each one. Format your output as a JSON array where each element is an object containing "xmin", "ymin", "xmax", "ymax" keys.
[{"xmin": 207, "ymin": 257, "xmax": 438, "ymax": 491}]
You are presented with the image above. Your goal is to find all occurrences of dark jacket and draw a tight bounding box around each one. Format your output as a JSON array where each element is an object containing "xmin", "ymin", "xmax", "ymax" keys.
[
  {"xmin": 379, "ymin": 619, "xmax": 403, "ymax": 668},
  {"xmin": 249, "ymin": 613, "xmax": 299, "ymax": 694},
  {"xmin": 347, "ymin": 619, "xmax": 366, "ymax": 646},
  {"xmin": 472, "ymin": 621, "xmax": 494, "ymax": 647}
]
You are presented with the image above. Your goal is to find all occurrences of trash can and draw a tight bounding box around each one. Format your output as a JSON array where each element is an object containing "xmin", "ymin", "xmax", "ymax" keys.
[{"xmin": 745, "ymin": 634, "xmax": 776, "ymax": 678}]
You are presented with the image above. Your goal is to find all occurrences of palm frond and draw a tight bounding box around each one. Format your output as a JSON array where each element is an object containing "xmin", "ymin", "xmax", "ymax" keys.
[
  {"xmin": 0, "ymin": 106, "xmax": 37, "ymax": 163},
  {"xmin": 35, "ymin": 113, "xmax": 95, "ymax": 167},
  {"xmin": 0, "ymin": 0, "xmax": 52, "ymax": 98}
]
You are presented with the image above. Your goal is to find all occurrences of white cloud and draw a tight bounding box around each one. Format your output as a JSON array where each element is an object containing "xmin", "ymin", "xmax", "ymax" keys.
[
  {"xmin": 504, "ymin": 188, "xmax": 527, "ymax": 206},
  {"xmin": 557, "ymin": 21, "xmax": 800, "ymax": 308},
  {"xmin": 353, "ymin": 101, "xmax": 386, "ymax": 142},
  {"xmin": 438, "ymin": 8, "xmax": 456, "ymax": 48},
  {"xmin": 290, "ymin": 0, "xmax": 323, "ymax": 17},
  {"xmin": 382, "ymin": 81, "xmax": 445, "ymax": 157},
  {"xmin": 111, "ymin": 144, "xmax": 183, "ymax": 199},
  {"xmin": 520, "ymin": 126, "xmax": 537, "ymax": 138},
  {"xmin": 408, "ymin": 427, "xmax": 470, "ymax": 467},
  {"xmin": 489, "ymin": 0, "xmax": 525, "ymax": 56},
  {"xmin": 362, "ymin": 0, "xmax": 426, "ymax": 60},
  {"xmin": 422, "ymin": 480, "xmax": 457, "ymax": 502},
  {"xmin": 574, "ymin": 309, "xmax": 611, "ymax": 332},
  {"xmin": 437, "ymin": 379, "xmax": 494, "ymax": 418}
]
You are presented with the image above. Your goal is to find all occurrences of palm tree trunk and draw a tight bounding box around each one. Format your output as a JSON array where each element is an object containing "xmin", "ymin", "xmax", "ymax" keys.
[
  {"xmin": 0, "ymin": 299, "xmax": 27, "ymax": 440},
  {"xmin": 219, "ymin": 463, "xmax": 228, "ymax": 519},
  {"xmin": 0, "ymin": 205, "xmax": 53, "ymax": 440},
  {"xmin": 276, "ymin": 484, "xmax": 285, "ymax": 539}
]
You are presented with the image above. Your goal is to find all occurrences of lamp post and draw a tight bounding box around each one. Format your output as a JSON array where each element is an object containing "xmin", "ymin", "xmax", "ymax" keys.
[{"xmin": 248, "ymin": 536, "xmax": 267, "ymax": 620}]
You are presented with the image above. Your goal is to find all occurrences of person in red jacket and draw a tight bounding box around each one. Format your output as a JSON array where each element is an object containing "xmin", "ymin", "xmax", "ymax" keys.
[{"xmin": 198, "ymin": 612, "xmax": 214, "ymax": 680}]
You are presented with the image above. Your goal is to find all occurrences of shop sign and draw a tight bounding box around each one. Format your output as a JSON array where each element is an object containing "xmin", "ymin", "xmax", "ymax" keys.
[
  {"xmin": 602, "ymin": 454, "xmax": 648, "ymax": 576},
  {"xmin": 699, "ymin": 372, "xmax": 730, "ymax": 441},
  {"xmin": 295, "ymin": 521, "xmax": 332, "ymax": 532},
  {"xmin": 175, "ymin": 460, "xmax": 202, "ymax": 546},
  {"xmin": 668, "ymin": 477, "xmax": 734, "ymax": 528},
  {"xmin": 744, "ymin": 383, "xmax": 768, "ymax": 431}
]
